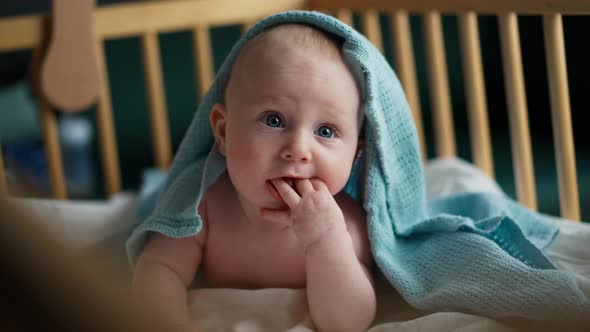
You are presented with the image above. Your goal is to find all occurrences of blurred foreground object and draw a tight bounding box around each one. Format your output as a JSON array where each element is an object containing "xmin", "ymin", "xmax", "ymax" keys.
[{"xmin": 0, "ymin": 195, "xmax": 159, "ymax": 331}]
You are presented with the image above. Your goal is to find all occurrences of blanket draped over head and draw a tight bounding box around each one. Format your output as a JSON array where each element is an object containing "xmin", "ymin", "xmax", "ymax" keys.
[{"xmin": 127, "ymin": 10, "xmax": 590, "ymax": 324}]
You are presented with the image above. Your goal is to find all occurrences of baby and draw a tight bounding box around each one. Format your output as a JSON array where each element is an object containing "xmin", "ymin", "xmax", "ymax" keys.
[{"xmin": 132, "ymin": 24, "xmax": 376, "ymax": 332}]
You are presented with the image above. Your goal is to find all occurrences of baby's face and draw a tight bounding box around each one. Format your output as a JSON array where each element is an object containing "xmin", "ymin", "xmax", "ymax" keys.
[{"xmin": 212, "ymin": 41, "xmax": 361, "ymax": 217}]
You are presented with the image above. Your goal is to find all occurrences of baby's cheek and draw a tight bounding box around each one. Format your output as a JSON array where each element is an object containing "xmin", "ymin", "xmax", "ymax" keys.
[
  {"xmin": 326, "ymin": 158, "xmax": 355, "ymax": 194},
  {"xmin": 228, "ymin": 142, "xmax": 266, "ymax": 175}
]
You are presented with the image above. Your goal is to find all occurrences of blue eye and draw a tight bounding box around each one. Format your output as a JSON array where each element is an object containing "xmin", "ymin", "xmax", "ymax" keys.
[
  {"xmin": 316, "ymin": 125, "xmax": 334, "ymax": 138},
  {"xmin": 265, "ymin": 114, "xmax": 284, "ymax": 128}
]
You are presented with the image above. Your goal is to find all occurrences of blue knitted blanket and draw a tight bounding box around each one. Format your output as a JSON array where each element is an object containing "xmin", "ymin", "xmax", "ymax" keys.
[{"xmin": 126, "ymin": 11, "xmax": 590, "ymax": 323}]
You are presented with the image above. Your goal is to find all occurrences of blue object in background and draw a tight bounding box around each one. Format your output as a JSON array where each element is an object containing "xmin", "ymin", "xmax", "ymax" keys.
[
  {"xmin": 0, "ymin": 80, "xmax": 49, "ymax": 195},
  {"xmin": 0, "ymin": 80, "xmax": 97, "ymax": 197},
  {"xmin": 58, "ymin": 114, "xmax": 97, "ymax": 198},
  {"xmin": 2, "ymin": 141, "xmax": 51, "ymax": 195},
  {"xmin": 0, "ymin": 80, "xmax": 41, "ymax": 144}
]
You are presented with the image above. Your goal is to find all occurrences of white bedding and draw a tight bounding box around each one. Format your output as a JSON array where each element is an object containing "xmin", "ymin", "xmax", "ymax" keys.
[
  {"xmin": 188, "ymin": 286, "xmax": 518, "ymax": 332},
  {"xmin": 10, "ymin": 158, "xmax": 590, "ymax": 331}
]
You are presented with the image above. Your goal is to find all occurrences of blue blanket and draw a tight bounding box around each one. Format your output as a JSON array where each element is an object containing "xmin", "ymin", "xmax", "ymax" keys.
[{"xmin": 127, "ymin": 11, "xmax": 590, "ymax": 323}]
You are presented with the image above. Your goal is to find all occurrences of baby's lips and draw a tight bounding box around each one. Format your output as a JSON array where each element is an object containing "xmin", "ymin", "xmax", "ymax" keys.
[
  {"xmin": 266, "ymin": 179, "xmax": 284, "ymax": 203},
  {"xmin": 282, "ymin": 177, "xmax": 295, "ymax": 188}
]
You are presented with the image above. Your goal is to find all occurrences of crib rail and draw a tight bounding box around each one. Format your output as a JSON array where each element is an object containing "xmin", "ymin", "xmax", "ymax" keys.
[
  {"xmin": 0, "ymin": 0, "xmax": 308, "ymax": 198},
  {"xmin": 312, "ymin": 0, "xmax": 590, "ymax": 15},
  {"xmin": 0, "ymin": 0, "xmax": 587, "ymax": 221},
  {"xmin": 312, "ymin": 0, "xmax": 587, "ymax": 221}
]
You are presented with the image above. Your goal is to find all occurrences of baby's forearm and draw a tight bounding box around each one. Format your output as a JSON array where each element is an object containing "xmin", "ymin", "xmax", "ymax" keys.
[
  {"xmin": 305, "ymin": 230, "xmax": 376, "ymax": 332},
  {"xmin": 133, "ymin": 260, "xmax": 192, "ymax": 328}
]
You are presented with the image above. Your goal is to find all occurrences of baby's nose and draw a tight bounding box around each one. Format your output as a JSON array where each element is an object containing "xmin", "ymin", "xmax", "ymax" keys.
[
  {"xmin": 281, "ymin": 133, "xmax": 311, "ymax": 162},
  {"xmin": 281, "ymin": 150, "xmax": 311, "ymax": 162}
]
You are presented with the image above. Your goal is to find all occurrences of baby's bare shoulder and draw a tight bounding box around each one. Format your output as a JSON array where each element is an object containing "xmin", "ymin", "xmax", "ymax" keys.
[
  {"xmin": 334, "ymin": 192, "xmax": 372, "ymax": 266},
  {"xmin": 335, "ymin": 192, "xmax": 372, "ymax": 265},
  {"xmin": 197, "ymin": 174, "xmax": 234, "ymax": 246},
  {"xmin": 335, "ymin": 192, "xmax": 365, "ymax": 223}
]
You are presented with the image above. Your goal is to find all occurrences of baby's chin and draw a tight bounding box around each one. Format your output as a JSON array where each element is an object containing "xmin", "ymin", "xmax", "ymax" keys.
[
  {"xmin": 259, "ymin": 201, "xmax": 289, "ymax": 213},
  {"xmin": 258, "ymin": 205, "xmax": 292, "ymax": 226}
]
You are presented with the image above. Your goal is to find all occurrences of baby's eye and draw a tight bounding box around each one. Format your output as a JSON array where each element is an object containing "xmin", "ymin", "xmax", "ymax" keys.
[
  {"xmin": 315, "ymin": 125, "xmax": 334, "ymax": 138},
  {"xmin": 264, "ymin": 114, "xmax": 284, "ymax": 128}
]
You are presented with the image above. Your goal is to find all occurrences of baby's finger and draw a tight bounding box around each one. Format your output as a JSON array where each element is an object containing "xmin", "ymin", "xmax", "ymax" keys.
[
  {"xmin": 271, "ymin": 178, "xmax": 300, "ymax": 208},
  {"xmin": 295, "ymin": 178, "xmax": 315, "ymax": 196},
  {"xmin": 310, "ymin": 178, "xmax": 329, "ymax": 192}
]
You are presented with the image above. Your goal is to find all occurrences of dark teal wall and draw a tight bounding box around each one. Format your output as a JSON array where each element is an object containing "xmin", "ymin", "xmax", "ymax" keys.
[
  {"xmin": 0, "ymin": 7, "xmax": 588, "ymax": 220},
  {"xmin": 99, "ymin": 25, "xmax": 242, "ymax": 194}
]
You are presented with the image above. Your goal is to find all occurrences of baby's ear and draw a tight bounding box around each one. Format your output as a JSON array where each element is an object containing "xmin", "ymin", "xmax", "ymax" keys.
[
  {"xmin": 210, "ymin": 103, "xmax": 227, "ymax": 156},
  {"xmin": 356, "ymin": 139, "xmax": 365, "ymax": 157}
]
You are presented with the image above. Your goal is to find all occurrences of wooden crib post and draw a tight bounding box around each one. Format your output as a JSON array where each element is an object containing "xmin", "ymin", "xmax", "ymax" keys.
[
  {"xmin": 193, "ymin": 25, "xmax": 214, "ymax": 98},
  {"xmin": 498, "ymin": 12, "xmax": 537, "ymax": 211},
  {"xmin": 422, "ymin": 11, "xmax": 456, "ymax": 158},
  {"xmin": 543, "ymin": 14, "xmax": 580, "ymax": 221},
  {"xmin": 41, "ymin": 0, "xmax": 100, "ymax": 112},
  {"xmin": 390, "ymin": 10, "xmax": 426, "ymax": 160},
  {"xmin": 361, "ymin": 9, "xmax": 383, "ymax": 53},
  {"xmin": 458, "ymin": 12, "xmax": 494, "ymax": 178},
  {"xmin": 95, "ymin": 41, "xmax": 122, "ymax": 196},
  {"xmin": 30, "ymin": 18, "xmax": 67, "ymax": 199},
  {"xmin": 336, "ymin": 9, "xmax": 354, "ymax": 27},
  {"xmin": 141, "ymin": 31, "xmax": 172, "ymax": 170}
]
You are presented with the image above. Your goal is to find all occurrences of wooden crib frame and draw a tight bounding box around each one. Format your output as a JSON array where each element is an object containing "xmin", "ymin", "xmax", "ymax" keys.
[{"xmin": 0, "ymin": 0, "xmax": 587, "ymax": 221}]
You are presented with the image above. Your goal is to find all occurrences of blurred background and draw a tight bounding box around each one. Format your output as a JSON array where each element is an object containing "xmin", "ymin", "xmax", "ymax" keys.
[{"xmin": 0, "ymin": 1, "xmax": 588, "ymax": 220}]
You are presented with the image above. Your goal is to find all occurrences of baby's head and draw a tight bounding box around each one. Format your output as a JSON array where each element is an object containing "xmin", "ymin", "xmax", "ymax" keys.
[{"xmin": 210, "ymin": 24, "xmax": 362, "ymax": 214}]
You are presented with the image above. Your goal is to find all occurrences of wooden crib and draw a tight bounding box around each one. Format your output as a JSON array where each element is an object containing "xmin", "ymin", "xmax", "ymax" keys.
[{"xmin": 0, "ymin": 0, "xmax": 588, "ymax": 221}]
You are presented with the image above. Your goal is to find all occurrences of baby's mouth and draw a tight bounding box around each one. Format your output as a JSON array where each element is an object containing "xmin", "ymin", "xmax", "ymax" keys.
[
  {"xmin": 266, "ymin": 177, "xmax": 297, "ymax": 202},
  {"xmin": 283, "ymin": 177, "xmax": 296, "ymax": 189}
]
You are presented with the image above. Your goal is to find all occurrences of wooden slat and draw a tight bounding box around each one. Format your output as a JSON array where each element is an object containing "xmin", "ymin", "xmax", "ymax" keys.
[
  {"xmin": 3, "ymin": 0, "xmax": 589, "ymax": 52},
  {"xmin": 498, "ymin": 12, "xmax": 537, "ymax": 210},
  {"xmin": 0, "ymin": 15, "xmax": 42, "ymax": 51},
  {"xmin": 311, "ymin": 0, "xmax": 590, "ymax": 15},
  {"xmin": 95, "ymin": 0, "xmax": 308, "ymax": 39},
  {"xmin": 390, "ymin": 10, "xmax": 426, "ymax": 160},
  {"xmin": 30, "ymin": 41, "xmax": 68, "ymax": 199},
  {"xmin": 336, "ymin": 8, "xmax": 354, "ymax": 27},
  {"xmin": 242, "ymin": 21, "xmax": 257, "ymax": 35},
  {"xmin": 458, "ymin": 12, "xmax": 494, "ymax": 177},
  {"xmin": 38, "ymin": 109, "xmax": 66, "ymax": 199},
  {"xmin": 0, "ymin": 146, "xmax": 7, "ymax": 194},
  {"xmin": 543, "ymin": 14, "xmax": 580, "ymax": 221},
  {"xmin": 95, "ymin": 41, "xmax": 122, "ymax": 196},
  {"xmin": 193, "ymin": 26, "xmax": 215, "ymax": 97},
  {"xmin": 141, "ymin": 32, "xmax": 172, "ymax": 170},
  {"xmin": 361, "ymin": 10, "xmax": 383, "ymax": 52},
  {"xmin": 39, "ymin": 100, "xmax": 67, "ymax": 199},
  {"xmin": 422, "ymin": 11, "xmax": 456, "ymax": 157}
]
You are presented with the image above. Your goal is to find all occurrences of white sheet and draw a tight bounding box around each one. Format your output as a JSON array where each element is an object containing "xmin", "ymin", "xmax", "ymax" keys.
[
  {"xmin": 9, "ymin": 157, "xmax": 590, "ymax": 331},
  {"xmin": 188, "ymin": 285, "xmax": 519, "ymax": 332},
  {"xmin": 10, "ymin": 191, "xmax": 138, "ymax": 249}
]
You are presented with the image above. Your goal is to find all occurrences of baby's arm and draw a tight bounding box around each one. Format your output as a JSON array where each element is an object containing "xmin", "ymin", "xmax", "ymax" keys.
[
  {"xmin": 132, "ymin": 216, "xmax": 206, "ymax": 329},
  {"xmin": 305, "ymin": 194, "xmax": 376, "ymax": 332},
  {"xmin": 266, "ymin": 178, "xmax": 376, "ymax": 332}
]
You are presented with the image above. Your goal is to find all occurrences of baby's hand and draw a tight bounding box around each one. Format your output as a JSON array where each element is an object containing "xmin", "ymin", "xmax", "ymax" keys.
[{"xmin": 267, "ymin": 178, "xmax": 347, "ymax": 249}]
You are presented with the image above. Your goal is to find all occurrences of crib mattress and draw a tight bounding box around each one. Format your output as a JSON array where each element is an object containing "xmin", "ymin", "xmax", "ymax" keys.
[{"xmin": 10, "ymin": 158, "xmax": 590, "ymax": 331}]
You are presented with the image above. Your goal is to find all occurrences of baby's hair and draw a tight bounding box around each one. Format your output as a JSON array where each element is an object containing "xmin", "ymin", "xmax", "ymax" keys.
[
  {"xmin": 225, "ymin": 24, "xmax": 345, "ymax": 98},
  {"xmin": 242, "ymin": 23, "xmax": 344, "ymax": 59}
]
